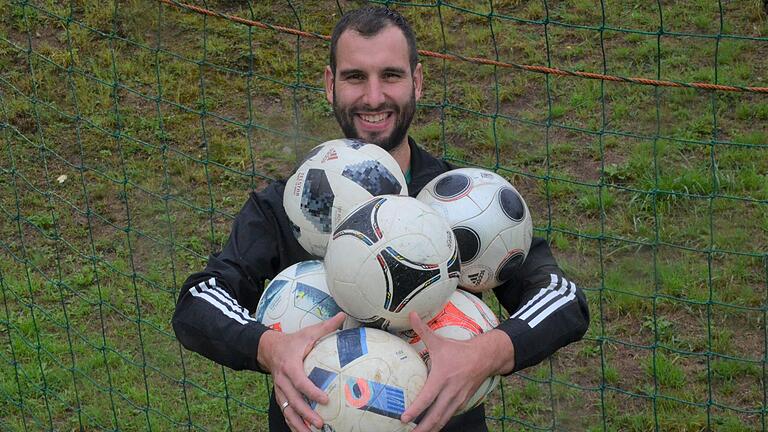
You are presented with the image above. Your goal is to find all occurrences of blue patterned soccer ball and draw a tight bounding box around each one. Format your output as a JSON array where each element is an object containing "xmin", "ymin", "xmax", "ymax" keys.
[
  {"xmin": 417, "ymin": 168, "xmax": 533, "ymax": 292},
  {"xmin": 254, "ymin": 260, "xmax": 342, "ymax": 333},
  {"xmin": 284, "ymin": 139, "xmax": 408, "ymax": 257},
  {"xmin": 325, "ymin": 195, "xmax": 460, "ymax": 332},
  {"xmin": 303, "ymin": 327, "xmax": 426, "ymax": 432}
]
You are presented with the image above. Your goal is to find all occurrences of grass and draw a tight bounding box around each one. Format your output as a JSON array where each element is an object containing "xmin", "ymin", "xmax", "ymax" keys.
[{"xmin": 1, "ymin": 0, "xmax": 767, "ymax": 431}]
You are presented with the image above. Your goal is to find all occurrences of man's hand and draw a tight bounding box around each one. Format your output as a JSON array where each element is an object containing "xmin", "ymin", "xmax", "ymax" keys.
[
  {"xmin": 401, "ymin": 311, "xmax": 515, "ymax": 432},
  {"xmin": 257, "ymin": 312, "xmax": 346, "ymax": 432}
]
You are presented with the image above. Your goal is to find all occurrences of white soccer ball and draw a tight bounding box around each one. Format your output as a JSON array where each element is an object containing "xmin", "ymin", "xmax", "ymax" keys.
[
  {"xmin": 325, "ymin": 195, "xmax": 460, "ymax": 332},
  {"xmin": 417, "ymin": 168, "xmax": 533, "ymax": 292},
  {"xmin": 284, "ymin": 139, "xmax": 408, "ymax": 257},
  {"xmin": 304, "ymin": 327, "xmax": 426, "ymax": 432},
  {"xmin": 253, "ymin": 260, "xmax": 342, "ymax": 333},
  {"xmin": 396, "ymin": 289, "xmax": 501, "ymax": 414},
  {"xmin": 342, "ymin": 315, "xmax": 365, "ymax": 330}
]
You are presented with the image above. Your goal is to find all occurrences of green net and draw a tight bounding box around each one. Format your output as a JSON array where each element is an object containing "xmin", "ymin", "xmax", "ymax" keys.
[{"xmin": 1, "ymin": 1, "xmax": 767, "ymax": 430}]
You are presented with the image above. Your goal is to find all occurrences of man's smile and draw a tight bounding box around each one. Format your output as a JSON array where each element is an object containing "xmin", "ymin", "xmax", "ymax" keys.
[{"xmin": 355, "ymin": 111, "xmax": 394, "ymax": 133}]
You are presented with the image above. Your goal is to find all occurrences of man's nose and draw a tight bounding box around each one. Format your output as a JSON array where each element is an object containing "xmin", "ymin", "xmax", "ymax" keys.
[{"xmin": 363, "ymin": 78, "xmax": 385, "ymax": 109}]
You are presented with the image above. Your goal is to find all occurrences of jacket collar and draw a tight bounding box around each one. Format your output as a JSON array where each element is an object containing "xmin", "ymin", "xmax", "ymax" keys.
[{"xmin": 406, "ymin": 136, "xmax": 452, "ymax": 197}]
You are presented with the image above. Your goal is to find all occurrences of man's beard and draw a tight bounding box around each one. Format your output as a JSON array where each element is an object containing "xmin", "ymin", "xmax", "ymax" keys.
[{"xmin": 332, "ymin": 90, "xmax": 416, "ymax": 152}]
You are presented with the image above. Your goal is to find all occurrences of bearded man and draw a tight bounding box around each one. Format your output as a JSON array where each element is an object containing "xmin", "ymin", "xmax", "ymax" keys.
[{"xmin": 172, "ymin": 6, "xmax": 589, "ymax": 432}]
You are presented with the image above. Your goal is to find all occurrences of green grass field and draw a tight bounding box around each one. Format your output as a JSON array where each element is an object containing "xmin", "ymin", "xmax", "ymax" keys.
[{"xmin": 1, "ymin": 0, "xmax": 767, "ymax": 430}]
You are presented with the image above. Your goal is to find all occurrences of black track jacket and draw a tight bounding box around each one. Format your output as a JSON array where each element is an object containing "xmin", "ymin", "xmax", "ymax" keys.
[{"xmin": 172, "ymin": 138, "xmax": 590, "ymax": 431}]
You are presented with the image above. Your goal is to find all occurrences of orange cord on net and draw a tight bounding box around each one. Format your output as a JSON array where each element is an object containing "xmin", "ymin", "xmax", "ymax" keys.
[{"xmin": 158, "ymin": 0, "xmax": 768, "ymax": 95}]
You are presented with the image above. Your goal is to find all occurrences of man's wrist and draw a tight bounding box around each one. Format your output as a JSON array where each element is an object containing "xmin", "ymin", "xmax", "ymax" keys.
[
  {"xmin": 476, "ymin": 329, "xmax": 516, "ymax": 376},
  {"xmin": 256, "ymin": 329, "xmax": 279, "ymax": 373}
]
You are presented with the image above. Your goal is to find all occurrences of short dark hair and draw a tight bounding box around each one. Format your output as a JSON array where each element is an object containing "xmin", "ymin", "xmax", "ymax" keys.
[{"xmin": 329, "ymin": 6, "xmax": 419, "ymax": 75}]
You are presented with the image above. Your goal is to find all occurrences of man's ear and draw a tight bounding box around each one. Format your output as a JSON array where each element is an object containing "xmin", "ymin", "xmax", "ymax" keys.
[
  {"xmin": 413, "ymin": 63, "xmax": 424, "ymax": 101},
  {"xmin": 324, "ymin": 66, "xmax": 334, "ymax": 104}
]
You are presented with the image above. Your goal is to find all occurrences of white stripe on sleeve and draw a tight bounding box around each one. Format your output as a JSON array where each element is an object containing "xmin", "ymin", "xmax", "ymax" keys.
[
  {"xmin": 189, "ymin": 278, "xmax": 257, "ymax": 325},
  {"xmin": 190, "ymin": 288, "xmax": 250, "ymax": 325},
  {"xmin": 511, "ymin": 274, "xmax": 560, "ymax": 320},
  {"xmin": 202, "ymin": 279, "xmax": 258, "ymax": 323},
  {"xmin": 517, "ymin": 276, "xmax": 571, "ymax": 321},
  {"xmin": 527, "ymin": 280, "xmax": 577, "ymax": 328}
]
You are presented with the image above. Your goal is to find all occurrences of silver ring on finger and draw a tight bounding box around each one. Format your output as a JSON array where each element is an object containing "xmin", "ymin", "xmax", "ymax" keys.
[{"xmin": 280, "ymin": 400, "xmax": 290, "ymax": 411}]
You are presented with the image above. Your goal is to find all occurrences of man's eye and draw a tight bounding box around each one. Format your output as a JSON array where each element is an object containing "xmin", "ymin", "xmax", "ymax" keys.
[
  {"xmin": 347, "ymin": 74, "xmax": 364, "ymax": 81},
  {"xmin": 384, "ymin": 73, "xmax": 401, "ymax": 80}
]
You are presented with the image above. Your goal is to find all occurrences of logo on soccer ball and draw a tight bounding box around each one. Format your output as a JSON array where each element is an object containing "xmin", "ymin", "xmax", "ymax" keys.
[
  {"xmin": 343, "ymin": 376, "xmax": 406, "ymax": 419},
  {"xmin": 467, "ymin": 270, "xmax": 486, "ymax": 286},
  {"xmin": 322, "ymin": 148, "xmax": 339, "ymax": 163},
  {"xmin": 255, "ymin": 279, "xmax": 288, "ymax": 322}
]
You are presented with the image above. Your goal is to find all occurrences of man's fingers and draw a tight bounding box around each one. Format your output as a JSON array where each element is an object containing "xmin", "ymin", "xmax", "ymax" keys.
[
  {"xmin": 292, "ymin": 369, "xmax": 330, "ymax": 406},
  {"xmin": 322, "ymin": 311, "xmax": 347, "ymax": 332},
  {"xmin": 408, "ymin": 311, "xmax": 435, "ymax": 345},
  {"xmin": 301, "ymin": 312, "xmax": 347, "ymax": 358},
  {"xmin": 412, "ymin": 389, "xmax": 463, "ymax": 432},
  {"xmin": 400, "ymin": 375, "xmax": 439, "ymax": 424},
  {"xmin": 274, "ymin": 356, "xmax": 327, "ymax": 405},
  {"xmin": 276, "ymin": 375, "xmax": 324, "ymax": 429},
  {"xmin": 283, "ymin": 404, "xmax": 311, "ymax": 432},
  {"xmin": 286, "ymin": 370, "xmax": 328, "ymax": 405},
  {"xmin": 274, "ymin": 388, "xmax": 306, "ymax": 432},
  {"xmin": 306, "ymin": 312, "xmax": 346, "ymax": 340}
]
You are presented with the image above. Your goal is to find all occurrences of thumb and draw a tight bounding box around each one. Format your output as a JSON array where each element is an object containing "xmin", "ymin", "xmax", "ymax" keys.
[
  {"xmin": 409, "ymin": 311, "xmax": 435, "ymax": 345},
  {"xmin": 303, "ymin": 312, "xmax": 347, "ymax": 357},
  {"xmin": 317, "ymin": 311, "xmax": 347, "ymax": 337}
]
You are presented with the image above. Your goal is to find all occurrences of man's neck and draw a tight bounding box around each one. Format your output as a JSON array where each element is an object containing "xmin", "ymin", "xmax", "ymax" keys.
[{"xmin": 389, "ymin": 138, "xmax": 411, "ymax": 174}]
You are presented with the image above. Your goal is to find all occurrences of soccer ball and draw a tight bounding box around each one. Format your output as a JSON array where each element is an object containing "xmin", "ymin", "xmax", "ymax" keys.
[
  {"xmin": 396, "ymin": 289, "xmax": 501, "ymax": 414},
  {"xmin": 417, "ymin": 168, "xmax": 533, "ymax": 292},
  {"xmin": 343, "ymin": 315, "xmax": 365, "ymax": 330},
  {"xmin": 304, "ymin": 327, "xmax": 426, "ymax": 432},
  {"xmin": 325, "ymin": 195, "xmax": 460, "ymax": 332},
  {"xmin": 253, "ymin": 260, "xmax": 342, "ymax": 333},
  {"xmin": 284, "ymin": 139, "xmax": 408, "ymax": 257}
]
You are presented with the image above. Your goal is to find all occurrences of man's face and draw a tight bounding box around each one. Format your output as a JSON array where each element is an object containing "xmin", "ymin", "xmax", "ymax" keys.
[{"xmin": 325, "ymin": 25, "xmax": 423, "ymax": 152}]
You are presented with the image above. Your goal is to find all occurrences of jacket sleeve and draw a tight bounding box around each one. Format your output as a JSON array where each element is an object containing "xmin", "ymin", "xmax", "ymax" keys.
[
  {"xmin": 171, "ymin": 181, "xmax": 313, "ymax": 372},
  {"xmin": 492, "ymin": 236, "xmax": 590, "ymax": 373}
]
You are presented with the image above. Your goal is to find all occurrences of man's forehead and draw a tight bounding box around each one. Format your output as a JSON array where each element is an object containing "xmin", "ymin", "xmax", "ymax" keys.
[{"xmin": 335, "ymin": 25, "xmax": 411, "ymax": 71}]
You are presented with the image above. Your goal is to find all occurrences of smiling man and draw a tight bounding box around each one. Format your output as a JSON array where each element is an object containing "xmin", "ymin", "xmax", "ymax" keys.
[
  {"xmin": 172, "ymin": 6, "xmax": 589, "ymax": 432},
  {"xmin": 327, "ymin": 22, "xmax": 420, "ymax": 159}
]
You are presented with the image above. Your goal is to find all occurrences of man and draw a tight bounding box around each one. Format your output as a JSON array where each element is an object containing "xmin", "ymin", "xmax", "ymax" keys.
[{"xmin": 172, "ymin": 6, "xmax": 589, "ymax": 432}]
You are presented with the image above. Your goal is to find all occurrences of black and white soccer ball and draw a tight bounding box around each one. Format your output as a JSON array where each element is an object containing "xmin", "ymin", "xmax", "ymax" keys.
[
  {"xmin": 253, "ymin": 260, "xmax": 342, "ymax": 333},
  {"xmin": 284, "ymin": 139, "xmax": 408, "ymax": 257},
  {"xmin": 417, "ymin": 168, "xmax": 533, "ymax": 293},
  {"xmin": 325, "ymin": 195, "xmax": 460, "ymax": 332},
  {"xmin": 304, "ymin": 327, "xmax": 426, "ymax": 431}
]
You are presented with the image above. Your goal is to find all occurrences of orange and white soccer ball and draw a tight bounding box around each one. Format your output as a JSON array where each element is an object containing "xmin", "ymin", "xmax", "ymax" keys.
[{"xmin": 396, "ymin": 289, "xmax": 501, "ymax": 414}]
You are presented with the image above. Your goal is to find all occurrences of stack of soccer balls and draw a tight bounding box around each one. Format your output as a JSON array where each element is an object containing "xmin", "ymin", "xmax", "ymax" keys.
[{"xmin": 254, "ymin": 139, "xmax": 532, "ymax": 431}]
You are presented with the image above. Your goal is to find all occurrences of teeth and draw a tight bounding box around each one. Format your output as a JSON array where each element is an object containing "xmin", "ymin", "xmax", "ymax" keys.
[{"xmin": 360, "ymin": 113, "xmax": 387, "ymax": 123}]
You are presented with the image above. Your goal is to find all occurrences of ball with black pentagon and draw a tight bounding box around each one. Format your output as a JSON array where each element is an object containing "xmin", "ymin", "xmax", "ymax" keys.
[
  {"xmin": 325, "ymin": 195, "xmax": 460, "ymax": 331},
  {"xmin": 417, "ymin": 168, "xmax": 533, "ymax": 292},
  {"xmin": 283, "ymin": 139, "xmax": 408, "ymax": 257}
]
